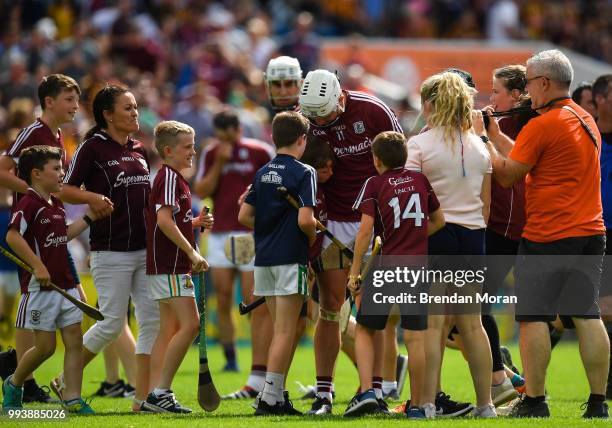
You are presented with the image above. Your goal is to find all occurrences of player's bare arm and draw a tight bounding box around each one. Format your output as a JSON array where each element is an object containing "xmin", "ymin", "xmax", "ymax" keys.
[
  {"xmin": 59, "ymin": 183, "xmax": 114, "ymax": 218},
  {"xmin": 0, "ymin": 155, "xmax": 28, "ymax": 194},
  {"xmin": 66, "ymin": 208, "xmax": 97, "ymax": 241},
  {"xmin": 193, "ymin": 210, "xmax": 214, "ymax": 229},
  {"xmin": 297, "ymin": 206, "xmax": 317, "ymax": 246},
  {"xmin": 481, "ymin": 173, "xmax": 492, "ymax": 224},
  {"xmin": 193, "ymin": 143, "xmax": 233, "ymax": 199},
  {"xmin": 428, "ymin": 208, "xmax": 445, "ymax": 236},
  {"xmin": 6, "ymin": 228, "xmax": 50, "ymax": 286},
  {"xmin": 348, "ymin": 213, "xmax": 374, "ymax": 295},
  {"xmin": 238, "ymin": 202, "xmax": 255, "ymax": 229}
]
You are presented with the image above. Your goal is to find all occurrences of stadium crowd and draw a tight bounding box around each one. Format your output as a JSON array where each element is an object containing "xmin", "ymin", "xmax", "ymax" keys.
[
  {"xmin": 0, "ymin": 0, "xmax": 610, "ymax": 421},
  {"xmin": 1, "ymin": 0, "xmax": 611, "ymax": 156}
]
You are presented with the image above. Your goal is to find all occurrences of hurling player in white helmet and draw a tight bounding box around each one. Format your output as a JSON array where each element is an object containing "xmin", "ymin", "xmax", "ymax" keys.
[
  {"xmin": 221, "ymin": 56, "xmax": 304, "ymax": 402},
  {"xmin": 265, "ymin": 56, "xmax": 303, "ymax": 111},
  {"xmin": 299, "ymin": 69, "xmax": 407, "ymax": 416}
]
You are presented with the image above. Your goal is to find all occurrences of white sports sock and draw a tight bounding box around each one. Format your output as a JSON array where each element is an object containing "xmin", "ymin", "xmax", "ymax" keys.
[
  {"xmin": 382, "ymin": 380, "xmax": 397, "ymax": 394},
  {"xmin": 246, "ymin": 372, "xmax": 265, "ymax": 391},
  {"xmin": 153, "ymin": 388, "xmax": 170, "ymax": 396},
  {"xmin": 316, "ymin": 377, "xmax": 333, "ymax": 402},
  {"xmin": 261, "ymin": 372, "xmax": 284, "ymax": 405}
]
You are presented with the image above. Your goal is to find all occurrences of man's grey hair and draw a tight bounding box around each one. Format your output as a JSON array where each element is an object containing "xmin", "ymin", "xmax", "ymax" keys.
[{"xmin": 526, "ymin": 49, "xmax": 574, "ymax": 87}]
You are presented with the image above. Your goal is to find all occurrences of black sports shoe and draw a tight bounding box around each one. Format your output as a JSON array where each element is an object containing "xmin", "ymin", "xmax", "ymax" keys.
[
  {"xmin": 0, "ymin": 347, "xmax": 17, "ymax": 381},
  {"xmin": 435, "ymin": 391, "xmax": 473, "ymax": 417},
  {"xmin": 93, "ymin": 380, "xmax": 126, "ymax": 398},
  {"xmin": 123, "ymin": 383, "xmax": 135, "ymax": 398},
  {"xmin": 255, "ymin": 399, "xmax": 283, "ymax": 416},
  {"xmin": 280, "ymin": 391, "xmax": 302, "ymax": 415},
  {"xmin": 508, "ymin": 396, "xmax": 550, "ymax": 418},
  {"xmin": 581, "ymin": 400, "xmax": 609, "ymax": 419},
  {"xmin": 23, "ymin": 380, "xmax": 60, "ymax": 404},
  {"xmin": 375, "ymin": 398, "xmax": 392, "ymax": 415},
  {"xmin": 306, "ymin": 395, "xmax": 332, "ymax": 415},
  {"xmin": 143, "ymin": 390, "xmax": 192, "ymax": 413}
]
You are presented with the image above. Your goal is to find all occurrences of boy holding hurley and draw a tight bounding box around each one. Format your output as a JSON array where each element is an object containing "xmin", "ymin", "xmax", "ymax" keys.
[
  {"xmin": 144, "ymin": 121, "xmax": 212, "ymax": 413},
  {"xmin": 239, "ymin": 111, "xmax": 317, "ymax": 415},
  {"xmin": 2, "ymin": 146, "xmax": 97, "ymax": 414},
  {"xmin": 347, "ymin": 131, "xmax": 445, "ymax": 418}
]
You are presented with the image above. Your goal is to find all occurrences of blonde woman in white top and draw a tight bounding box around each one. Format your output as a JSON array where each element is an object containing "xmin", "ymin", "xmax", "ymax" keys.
[{"xmin": 406, "ymin": 72, "xmax": 495, "ymax": 418}]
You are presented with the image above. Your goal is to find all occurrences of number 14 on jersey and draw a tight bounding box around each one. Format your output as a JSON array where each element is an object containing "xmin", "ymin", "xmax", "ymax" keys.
[{"xmin": 388, "ymin": 194, "xmax": 424, "ymax": 228}]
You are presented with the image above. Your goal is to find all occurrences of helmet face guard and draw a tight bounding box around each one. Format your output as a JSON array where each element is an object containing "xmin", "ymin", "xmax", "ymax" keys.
[
  {"xmin": 266, "ymin": 81, "xmax": 302, "ymax": 111},
  {"xmin": 299, "ymin": 70, "xmax": 342, "ymax": 123},
  {"xmin": 265, "ymin": 56, "xmax": 303, "ymax": 110}
]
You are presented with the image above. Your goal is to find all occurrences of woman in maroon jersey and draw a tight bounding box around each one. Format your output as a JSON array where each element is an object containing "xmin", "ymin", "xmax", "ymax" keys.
[
  {"xmin": 52, "ymin": 84, "xmax": 161, "ymax": 412},
  {"xmin": 482, "ymin": 64, "xmax": 536, "ymax": 390}
]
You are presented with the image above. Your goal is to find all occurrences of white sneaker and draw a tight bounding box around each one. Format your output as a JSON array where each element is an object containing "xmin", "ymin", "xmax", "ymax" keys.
[
  {"xmin": 491, "ymin": 377, "xmax": 518, "ymax": 406},
  {"xmin": 472, "ymin": 404, "xmax": 497, "ymax": 418},
  {"xmin": 423, "ymin": 402, "xmax": 436, "ymax": 418}
]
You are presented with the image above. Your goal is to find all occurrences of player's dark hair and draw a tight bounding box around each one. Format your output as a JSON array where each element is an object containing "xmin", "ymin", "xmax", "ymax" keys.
[
  {"xmin": 592, "ymin": 75, "xmax": 612, "ymax": 101},
  {"xmin": 85, "ymin": 84, "xmax": 129, "ymax": 139},
  {"xmin": 571, "ymin": 81, "xmax": 593, "ymax": 104},
  {"xmin": 18, "ymin": 145, "xmax": 63, "ymax": 185},
  {"xmin": 272, "ymin": 111, "xmax": 309, "ymax": 149},
  {"xmin": 213, "ymin": 109, "xmax": 240, "ymax": 131},
  {"xmin": 445, "ymin": 68, "xmax": 476, "ymax": 89},
  {"xmin": 301, "ymin": 135, "xmax": 334, "ymax": 169},
  {"xmin": 372, "ymin": 131, "xmax": 407, "ymax": 169},
  {"xmin": 494, "ymin": 65, "xmax": 527, "ymax": 94},
  {"xmin": 38, "ymin": 74, "xmax": 80, "ymax": 110}
]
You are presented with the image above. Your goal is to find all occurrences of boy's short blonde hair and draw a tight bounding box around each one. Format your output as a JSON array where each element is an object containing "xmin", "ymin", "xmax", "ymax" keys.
[{"xmin": 154, "ymin": 120, "xmax": 195, "ymax": 158}]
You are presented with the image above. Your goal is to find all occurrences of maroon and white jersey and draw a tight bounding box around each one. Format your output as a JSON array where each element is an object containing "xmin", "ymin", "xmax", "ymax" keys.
[
  {"xmin": 196, "ymin": 138, "xmax": 273, "ymax": 232},
  {"xmin": 308, "ymin": 91, "xmax": 403, "ymax": 222},
  {"xmin": 146, "ymin": 165, "xmax": 194, "ymax": 275},
  {"xmin": 5, "ymin": 119, "xmax": 66, "ymax": 206},
  {"xmin": 5, "ymin": 119, "xmax": 65, "ymax": 164},
  {"xmin": 64, "ymin": 131, "xmax": 150, "ymax": 251},
  {"xmin": 353, "ymin": 168, "xmax": 439, "ymax": 256},
  {"xmin": 9, "ymin": 189, "xmax": 75, "ymax": 293},
  {"xmin": 309, "ymin": 186, "xmax": 327, "ymax": 261}
]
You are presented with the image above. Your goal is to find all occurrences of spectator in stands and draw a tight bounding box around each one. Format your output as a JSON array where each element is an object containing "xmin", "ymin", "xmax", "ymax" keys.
[{"xmin": 572, "ymin": 81, "xmax": 597, "ymax": 119}]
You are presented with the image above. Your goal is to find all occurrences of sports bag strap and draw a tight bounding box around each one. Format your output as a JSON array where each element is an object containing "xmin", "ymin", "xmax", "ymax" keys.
[{"xmin": 561, "ymin": 105, "xmax": 599, "ymax": 151}]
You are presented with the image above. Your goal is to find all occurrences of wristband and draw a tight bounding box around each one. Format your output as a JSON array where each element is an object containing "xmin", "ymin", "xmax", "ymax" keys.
[{"xmin": 83, "ymin": 215, "xmax": 94, "ymax": 226}]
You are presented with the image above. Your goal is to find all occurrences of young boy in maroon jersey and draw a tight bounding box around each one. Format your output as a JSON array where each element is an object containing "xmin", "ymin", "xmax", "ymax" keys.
[
  {"xmin": 144, "ymin": 121, "xmax": 211, "ymax": 413},
  {"xmin": 2, "ymin": 146, "xmax": 96, "ymax": 414},
  {"xmin": 0, "ymin": 74, "xmax": 103, "ymax": 404},
  {"xmin": 346, "ymin": 131, "xmax": 445, "ymax": 418}
]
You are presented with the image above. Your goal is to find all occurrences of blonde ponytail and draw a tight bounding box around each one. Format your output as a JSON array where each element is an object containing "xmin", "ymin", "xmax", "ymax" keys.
[{"xmin": 420, "ymin": 72, "xmax": 475, "ymax": 145}]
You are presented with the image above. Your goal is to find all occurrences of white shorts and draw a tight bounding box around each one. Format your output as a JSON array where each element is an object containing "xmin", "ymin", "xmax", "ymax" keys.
[
  {"xmin": 15, "ymin": 288, "xmax": 82, "ymax": 331},
  {"xmin": 148, "ymin": 273, "xmax": 195, "ymax": 301},
  {"xmin": 322, "ymin": 220, "xmax": 359, "ymax": 250},
  {"xmin": 207, "ymin": 231, "xmax": 254, "ymax": 271},
  {"xmin": 254, "ymin": 263, "xmax": 309, "ymax": 298},
  {"xmin": 322, "ymin": 220, "xmax": 372, "ymax": 256},
  {"xmin": 0, "ymin": 271, "xmax": 19, "ymax": 296}
]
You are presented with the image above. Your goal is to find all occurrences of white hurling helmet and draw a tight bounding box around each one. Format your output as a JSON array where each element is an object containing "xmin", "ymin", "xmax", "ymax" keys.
[{"xmin": 298, "ymin": 69, "xmax": 342, "ymax": 119}]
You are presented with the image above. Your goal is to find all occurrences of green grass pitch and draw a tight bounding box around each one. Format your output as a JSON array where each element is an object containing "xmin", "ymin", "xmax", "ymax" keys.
[{"xmin": 1, "ymin": 343, "xmax": 609, "ymax": 427}]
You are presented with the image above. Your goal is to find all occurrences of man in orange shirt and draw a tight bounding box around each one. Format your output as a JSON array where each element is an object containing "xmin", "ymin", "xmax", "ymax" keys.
[{"xmin": 473, "ymin": 50, "xmax": 609, "ymax": 419}]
